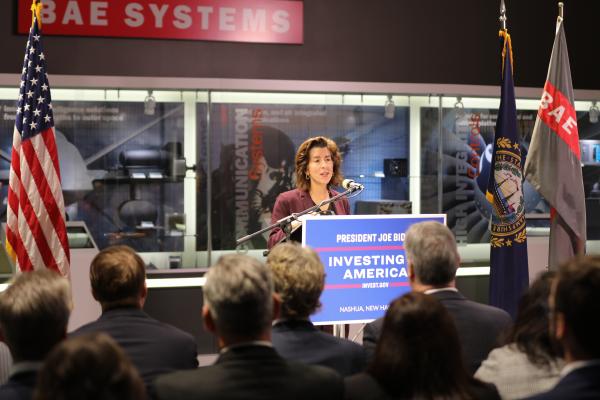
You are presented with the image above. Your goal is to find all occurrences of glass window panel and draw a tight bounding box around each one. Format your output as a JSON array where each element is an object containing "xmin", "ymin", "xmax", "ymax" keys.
[
  {"xmin": 0, "ymin": 94, "xmax": 186, "ymax": 254},
  {"xmin": 198, "ymin": 95, "xmax": 410, "ymax": 250}
]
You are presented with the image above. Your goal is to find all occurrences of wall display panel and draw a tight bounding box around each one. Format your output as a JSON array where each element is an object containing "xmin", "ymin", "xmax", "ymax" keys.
[
  {"xmin": 197, "ymin": 102, "xmax": 409, "ymax": 250},
  {"xmin": 0, "ymin": 100, "xmax": 185, "ymax": 253},
  {"xmin": 579, "ymin": 117, "xmax": 600, "ymax": 240},
  {"xmin": 420, "ymin": 107, "xmax": 553, "ymax": 244}
]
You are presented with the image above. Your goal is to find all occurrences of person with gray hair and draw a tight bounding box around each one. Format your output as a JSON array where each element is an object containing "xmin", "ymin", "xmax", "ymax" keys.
[
  {"xmin": 155, "ymin": 254, "xmax": 344, "ymax": 400},
  {"xmin": 269, "ymin": 243, "xmax": 366, "ymax": 376},
  {"xmin": 362, "ymin": 221, "xmax": 511, "ymax": 374},
  {"xmin": 0, "ymin": 269, "xmax": 72, "ymax": 400}
]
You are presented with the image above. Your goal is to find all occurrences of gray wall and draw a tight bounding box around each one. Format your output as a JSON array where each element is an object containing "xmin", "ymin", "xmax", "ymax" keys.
[{"xmin": 2, "ymin": 0, "xmax": 599, "ymax": 89}]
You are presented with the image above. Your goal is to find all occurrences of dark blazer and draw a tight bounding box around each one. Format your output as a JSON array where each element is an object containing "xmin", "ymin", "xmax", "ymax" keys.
[
  {"xmin": 268, "ymin": 188, "xmax": 350, "ymax": 249},
  {"xmin": 0, "ymin": 370, "xmax": 37, "ymax": 400},
  {"xmin": 344, "ymin": 372, "xmax": 500, "ymax": 400},
  {"xmin": 155, "ymin": 344, "xmax": 344, "ymax": 400},
  {"xmin": 70, "ymin": 307, "xmax": 198, "ymax": 397},
  {"xmin": 524, "ymin": 364, "xmax": 600, "ymax": 400},
  {"xmin": 272, "ymin": 319, "xmax": 366, "ymax": 376},
  {"xmin": 363, "ymin": 290, "xmax": 511, "ymax": 374}
]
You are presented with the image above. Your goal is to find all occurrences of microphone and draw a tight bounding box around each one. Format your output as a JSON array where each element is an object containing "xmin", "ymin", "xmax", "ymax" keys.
[{"xmin": 342, "ymin": 179, "xmax": 364, "ymax": 190}]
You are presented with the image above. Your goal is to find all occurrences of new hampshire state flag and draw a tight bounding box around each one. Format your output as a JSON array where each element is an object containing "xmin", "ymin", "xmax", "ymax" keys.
[{"xmin": 486, "ymin": 31, "xmax": 529, "ymax": 318}]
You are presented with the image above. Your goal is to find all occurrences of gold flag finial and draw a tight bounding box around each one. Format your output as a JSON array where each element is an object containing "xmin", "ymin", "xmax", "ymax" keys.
[{"xmin": 30, "ymin": 0, "xmax": 42, "ymax": 29}]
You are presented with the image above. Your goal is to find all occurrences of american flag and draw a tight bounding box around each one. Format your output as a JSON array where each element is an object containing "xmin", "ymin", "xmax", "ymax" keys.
[{"xmin": 5, "ymin": 13, "xmax": 70, "ymax": 276}]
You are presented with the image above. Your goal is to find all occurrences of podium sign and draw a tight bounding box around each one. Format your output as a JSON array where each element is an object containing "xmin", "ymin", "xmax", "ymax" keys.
[{"xmin": 303, "ymin": 214, "xmax": 446, "ymax": 324}]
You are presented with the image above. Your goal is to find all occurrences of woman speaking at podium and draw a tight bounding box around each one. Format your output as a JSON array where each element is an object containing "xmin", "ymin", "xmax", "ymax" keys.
[{"xmin": 268, "ymin": 136, "xmax": 350, "ymax": 249}]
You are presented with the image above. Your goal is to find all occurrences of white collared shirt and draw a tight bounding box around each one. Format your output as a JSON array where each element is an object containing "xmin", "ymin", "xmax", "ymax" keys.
[
  {"xmin": 9, "ymin": 361, "xmax": 42, "ymax": 378},
  {"xmin": 424, "ymin": 287, "xmax": 458, "ymax": 295},
  {"xmin": 220, "ymin": 341, "xmax": 273, "ymax": 354}
]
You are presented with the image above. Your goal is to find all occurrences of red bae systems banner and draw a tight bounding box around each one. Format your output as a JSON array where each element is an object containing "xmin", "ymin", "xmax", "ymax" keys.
[{"xmin": 17, "ymin": 0, "xmax": 303, "ymax": 44}]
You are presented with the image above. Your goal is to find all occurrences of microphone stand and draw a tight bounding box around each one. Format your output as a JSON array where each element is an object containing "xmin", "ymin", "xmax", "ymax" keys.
[{"xmin": 236, "ymin": 186, "xmax": 362, "ymax": 255}]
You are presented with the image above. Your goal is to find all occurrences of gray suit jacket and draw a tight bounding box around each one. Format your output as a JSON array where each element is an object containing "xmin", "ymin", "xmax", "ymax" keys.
[{"xmin": 363, "ymin": 290, "xmax": 511, "ymax": 374}]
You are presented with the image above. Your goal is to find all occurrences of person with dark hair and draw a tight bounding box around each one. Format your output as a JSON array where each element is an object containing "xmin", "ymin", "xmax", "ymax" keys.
[
  {"xmin": 155, "ymin": 254, "xmax": 344, "ymax": 400},
  {"xmin": 70, "ymin": 245, "xmax": 198, "ymax": 398},
  {"xmin": 0, "ymin": 269, "xmax": 71, "ymax": 400},
  {"xmin": 33, "ymin": 332, "xmax": 145, "ymax": 400},
  {"xmin": 346, "ymin": 292, "xmax": 499, "ymax": 400},
  {"xmin": 475, "ymin": 272, "xmax": 564, "ymax": 399},
  {"xmin": 268, "ymin": 136, "xmax": 349, "ymax": 249},
  {"xmin": 362, "ymin": 221, "xmax": 511, "ymax": 374},
  {"xmin": 524, "ymin": 256, "xmax": 600, "ymax": 400},
  {"xmin": 268, "ymin": 243, "xmax": 366, "ymax": 376}
]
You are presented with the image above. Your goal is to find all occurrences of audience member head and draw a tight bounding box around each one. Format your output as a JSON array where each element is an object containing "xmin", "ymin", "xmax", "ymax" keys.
[
  {"xmin": 505, "ymin": 271, "xmax": 562, "ymax": 366},
  {"xmin": 267, "ymin": 243, "xmax": 324, "ymax": 319},
  {"xmin": 552, "ymin": 255, "xmax": 600, "ymax": 362},
  {"xmin": 90, "ymin": 245, "xmax": 146, "ymax": 311},
  {"xmin": 405, "ymin": 221, "xmax": 460, "ymax": 289},
  {"xmin": 0, "ymin": 269, "xmax": 71, "ymax": 362},
  {"xmin": 369, "ymin": 292, "xmax": 471, "ymax": 399},
  {"xmin": 34, "ymin": 332, "xmax": 145, "ymax": 400},
  {"xmin": 203, "ymin": 254, "xmax": 276, "ymax": 345},
  {"xmin": 295, "ymin": 136, "xmax": 343, "ymax": 190}
]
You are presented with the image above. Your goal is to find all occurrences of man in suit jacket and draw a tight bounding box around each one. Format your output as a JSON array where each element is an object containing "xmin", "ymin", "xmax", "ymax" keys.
[
  {"xmin": 363, "ymin": 221, "xmax": 511, "ymax": 374},
  {"xmin": 525, "ymin": 256, "xmax": 600, "ymax": 400},
  {"xmin": 155, "ymin": 254, "xmax": 344, "ymax": 400},
  {"xmin": 70, "ymin": 246, "xmax": 198, "ymax": 398},
  {"xmin": 268, "ymin": 243, "xmax": 366, "ymax": 376},
  {"xmin": 0, "ymin": 270, "xmax": 71, "ymax": 400}
]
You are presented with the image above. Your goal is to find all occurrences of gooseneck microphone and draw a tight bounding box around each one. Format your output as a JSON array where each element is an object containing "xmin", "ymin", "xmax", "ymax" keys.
[{"xmin": 342, "ymin": 179, "xmax": 365, "ymax": 190}]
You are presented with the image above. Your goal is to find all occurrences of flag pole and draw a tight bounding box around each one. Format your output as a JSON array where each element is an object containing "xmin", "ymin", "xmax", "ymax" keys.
[
  {"xmin": 556, "ymin": 2, "xmax": 563, "ymax": 34},
  {"xmin": 498, "ymin": 0, "xmax": 512, "ymax": 76},
  {"xmin": 487, "ymin": 0, "xmax": 529, "ymax": 316},
  {"xmin": 558, "ymin": 2, "xmax": 564, "ymax": 21},
  {"xmin": 499, "ymin": 0, "xmax": 507, "ymax": 31}
]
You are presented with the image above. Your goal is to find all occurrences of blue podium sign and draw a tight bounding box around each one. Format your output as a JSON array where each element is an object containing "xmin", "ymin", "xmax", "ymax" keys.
[{"xmin": 303, "ymin": 214, "xmax": 446, "ymax": 324}]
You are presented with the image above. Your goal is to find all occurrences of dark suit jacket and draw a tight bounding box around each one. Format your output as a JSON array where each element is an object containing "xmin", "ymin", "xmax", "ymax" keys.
[
  {"xmin": 344, "ymin": 372, "xmax": 500, "ymax": 400},
  {"xmin": 70, "ymin": 307, "xmax": 198, "ymax": 397},
  {"xmin": 0, "ymin": 370, "xmax": 37, "ymax": 400},
  {"xmin": 268, "ymin": 188, "xmax": 350, "ymax": 249},
  {"xmin": 363, "ymin": 289, "xmax": 511, "ymax": 374},
  {"xmin": 155, "ymin": 344, "xmax": 344, "ymax": 400},
  {"xmin": 524, "ymin": 363, "xmax": 600, "ymax": 400},
  {"xmin": 272, "ymin": 319, "xmax": 366, "ymax": 376}
]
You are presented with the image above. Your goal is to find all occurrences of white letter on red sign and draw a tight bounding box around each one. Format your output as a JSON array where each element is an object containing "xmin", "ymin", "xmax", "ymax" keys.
[
  {"xmin": 540, "ymin": 91, "xmax": 553, "ymax": 110},
  {"xmin": 173, "ymin": 5, "xmax": 192, "ymax": 29},
  {"xmin": 548, "ymin": 105, "xmax": 565, "ymax": 123},
  {"xmin": 124, "ymin": 3, "xmax": 144, "ymax": 27},
  {"xmin": 219, "ymin": 7, "xmax": 236, "ymax": 31},
  {"xmin": 62, "ymin": 0, "xmax": 83, "ymax": 25},
  {"xmin": 242, "ymin": 9, "xmax": 266, "ymax": 32},
  {"xmin": 272, "ymin": 10, "xmax": 290, "ymax": 33},
  {"xmin": 90, "ymin": 1, "xmax": 108, "ymax": 26},
  {"xmin": 196, "ymin": 6, "xmax": 213, "ymax": 30},
  {"xmin": 42, "ymin": 0, "xmax": 57, "ymax": 24},
  {"xmin": 149, "ymin": 4, "xmax": 169, "ymax": 28},
  {"xmin": 562, "ymin": 116, "xmax": 577, "ymax": 135}
]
